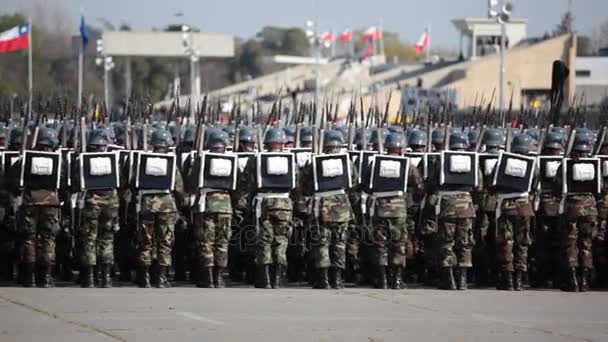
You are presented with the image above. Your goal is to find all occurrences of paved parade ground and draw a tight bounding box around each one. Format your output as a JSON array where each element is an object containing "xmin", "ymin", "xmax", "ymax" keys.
[{"xmin": 0, "ymin": 284, "xmax": 607, "ymax": 342}]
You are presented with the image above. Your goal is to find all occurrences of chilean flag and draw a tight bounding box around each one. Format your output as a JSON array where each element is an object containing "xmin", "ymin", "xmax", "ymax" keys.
[
  {"xmin": 415, "ymin": 30, "xmax": 430, "ymax": 55},
  {"xmin": 362, "ymin": 27, "xmax": 382, "ymax": 42},
  {"xmin": 339, "ymin": 29, "xmax": 352, "ymax": 42},
  {"xmin": 0, "ymin": 24, "xmax": 30, "ymax": 53}
]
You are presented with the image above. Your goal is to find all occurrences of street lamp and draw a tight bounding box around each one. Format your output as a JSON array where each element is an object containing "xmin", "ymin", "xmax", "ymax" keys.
[
  {"xmin": 488, "ymin": 0, "xmax": 513, "ymax": 119},
  {"xmin": 95, "ymin": 39, "xmax": 115, "ymax": 112}
]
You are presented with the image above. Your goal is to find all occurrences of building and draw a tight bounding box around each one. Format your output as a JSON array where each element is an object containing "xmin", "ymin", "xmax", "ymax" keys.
[{"xmin": 575, "ymin": 56, "xmax": 608, "ymax": 105}]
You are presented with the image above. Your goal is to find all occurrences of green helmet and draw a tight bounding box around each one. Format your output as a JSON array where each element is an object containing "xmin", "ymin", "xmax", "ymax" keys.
[
  {"xmin": 206, "ymin": 130, "xmax": 228, "ymax": 149},
  {"xmin": 222, "ymin": 126, "xmax": 235, "ymax": 137},
  {"xmin": 10, "ymin": 128, "xmax": 23, "ymax": 144},
  {"xmin": 169, "ymin": 125, "xmax": 181, "ymax": 142},
  {"xmin": 370, "ymin": 129, "xmax": 389, "ymax": 146},
  {"xmin": 387, "ymin": 126, "xmax": 404, "ymax": 134},
  {"xmin": 482, "ymin": 128, "xmax": 504, "ymax": 147},
  {"xmin": 431, "ymin": 129, "xmax": 444, "ymax": 145},
  {"xmin": 525, "ymin": 128, "xmax": 541, "ymax": 142},
  {"xmin": 323, "ymin": 129, "xmax": 344, "ymax": 147},
  {"xmin": 300, "ymin": 127, "xmax": 313, "ymax": 143},
  {"xmin": 37, "ymin": 127, "xmax": 59, "ymax": 147},
  {"xmin": 543, "ymin": 132, "xmax": 564, "ymax": 149},
  {"xmin": 385, "ymin": 133, "xmax": 405, "ymax": 148},
  {"xmin": 407, "ymin": 129, "xmax": 427, "ymax": 146},
  {"xmin": 468, "ymin": 130, "xmax": 480, "ymax": 146},
  {"xmin": 239, "ymin": 127, "xmax": 256, "ymax": 143},
  {"xmin": 87, "ymin": 129, "xmax": 110, "ymax": 146},
  {"xmin": 264, "ymin": 128, "xmax": 287, "ymax": 144},
  {"xmin": 183, "ymin": 127, "xmax": 195, "ymax": 144},
  {"xmin": 573, "ymin": 132, "xmax": 593, "ymax": 152},
  {"xmin": 449, "ymin": 132, "xmax": 469, "ymax": 150},
  {"xmin": 511, "ymin": 133, "xmax": 533, "ymax": 154},
  {"xmin": 150, "ymin": 129, "xmax": 174, "ymax": 147},
  {"xmin": 284, "ymin": 127, "xmax": 295, "ymax": 143}
]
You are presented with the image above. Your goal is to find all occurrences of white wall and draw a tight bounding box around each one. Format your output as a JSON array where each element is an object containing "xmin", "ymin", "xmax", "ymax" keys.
[{"xmin": 576, "ymin": 57, "xmax": 608, "ymax": 86}]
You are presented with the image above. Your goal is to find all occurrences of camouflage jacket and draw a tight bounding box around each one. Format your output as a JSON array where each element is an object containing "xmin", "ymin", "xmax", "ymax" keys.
[
  {"xmin": 6, "ymin": 154, "xmax": 62, "ymax": 207},
  {"xmin": 84, "ymin": 190, "xmax": 120, "ymax": 209},
  {"xmin": 141, "ymin": 167, "xmax": 185, "ymax": 213},
  {"xmin": 243, "ymin": 154, "xmax": 293, "ymax": 214},
  {"xmin": 554, "ymin": 164, "xmax": 598, "ymax": 218},
  {"xmin": 597, "ymin": 192, "xmax": 608, "ymax": 219},
  {"xmin": 374, "ymin": 163, "xmax": 424, "ymax": 218}
]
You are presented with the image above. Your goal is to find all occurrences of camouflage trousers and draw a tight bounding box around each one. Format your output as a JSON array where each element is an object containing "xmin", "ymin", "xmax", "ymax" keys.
[
  {"xmin": 531, "ymin": 215, "xmax": 561, "ymax": 279},
  {"xmin": 311, "ymin": 221, "xmax": 349, "ymax": 269},
  {"xmin": 136, "ymin": 211, "xmax": 176, "ymax": 267},
  {"xmin": 78, "ymin": 205, "xmax": 118, "ymax": 266},
  {"xmin": 595, "ymin": 216, "xmax": 608, "ymax": 270},
  {"xmin": 18, "ymin": 206, "xmax": 60, "ymax": 266},
  {"xmin": 255, "ymin": 211, "xmax": 292, "ymax": 266},
  {"xmin": 438, "ymin": 217, "xmax": 474, "ymax": 268},
  {"xmin": 288, "ymin": 213, "xmax": 308, "ymax": 260},
  {"xmin": 371, "ymin": 216, "xmax": 408, "ymax": 267},
  {"xmin": 496, "ymin": 215, "xmax": 531, "ymax": 272},
  {"xmin": 563, "ymin": 216, "xmax": 597, "ymax": 269},
  {"xmin": 193, "ymin": 213, "xmax": 231, "ymax": 268}
]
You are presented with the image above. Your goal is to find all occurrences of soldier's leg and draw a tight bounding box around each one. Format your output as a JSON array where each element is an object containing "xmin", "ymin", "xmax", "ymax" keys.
[
  {"xmin": 437, "ymin": 218, "xmax": 456, "ymax": 290},
  {"xmin": 97, "ymin": 207, "xmax": 117, "ymax": 288},
  {"xmin": 530, "ymin": 215, "xmax": 549, "ymax": 288},
  {"xmin": 546, "ymin": 218, "xmax": 563, "ymax": 288},
  {"xmin": 18, "ymin": 206, "xmax": 37, "ymax": 287},
  {"xmin": 512, "ymin": 216, "xmax": 531, "ymax": 291},
  {"xmin": 311, "ymin": 222, "xmax": 330, "ymax": 289},
  {"xmin": 371, "ymin": 217, "xmax": 389, "ymax": 289},
  {"xmin": 287, "ymin": 215, "xmax": 306, "ymax": 282},
  {"xmin": 496, "ymin": 215, "xmax": 515, "ymax": 290},
  {"xmin": 561, "ymin": 219, "xmax": 579, "ymax": 292},
  {"xmin": 388, "ymin": 216, "xmax": 407, "ymax": 289},
  {"xmin": 78, "ymin": 206, "xmax": 100, "ymax": 288},
  {"xmin": 473, "ymin": 210, "xmax": 490, "ymax": 287},
  {"xmin": 254, "ymin": 217, "xmax": 273, "ymax": 289},
  {"xmin": 192, "ymin": 213, "xmax": 215, "ymax": 288},
  {"xmin": 0, "ymin": 206, "xmax": 15, "ymax": 281},
  {"xmin": 485, "ymin": 212, "xmax": 498, "ymax": 286},
  {"xmin": 213, "ymin": 213, "xmax": 231, "ymax": 288},
  {"xmin": 577, "ymin": 216, "xmax": 597, "ymax": 292},
  {"xmin": 271, "ymin": 218, "xmax": 291, "ymax": 288},
  {"xmin": 593, "ymin": 216, "xmax": 607, "ymax": 288},
  {"xmin": 421, "ymin": 213, "xmax": 439, "ymax": 286},
  {"xmin": 37, "ymin": 207, "xmax": 60, "ymax": 288},
  {"xmin": 135, "ymin": 212, "xmax": 155, "ymax": 288},
  {"xmin": 328, "ymin": 222, "xmax": 348, "ymax": 289},
  {"xmin": 154, "ymin": 212, "xmax": 176, "ymax": 288},
  {"xmin": 454, "ymin": 218, "xmax": 474, "ymax": 290},
  {"xmin": 173, "ymin": 216, "xmax": 189, "ymax": 281},
  {"xmin": 345, "ymin": 219, "xmax": 361, "ymax": 283}
]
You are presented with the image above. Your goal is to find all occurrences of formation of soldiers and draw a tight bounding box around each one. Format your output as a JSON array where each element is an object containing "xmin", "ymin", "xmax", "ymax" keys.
[{"xmin": 0, "ymin": 98, "xmax": 607, "ymax": 294}]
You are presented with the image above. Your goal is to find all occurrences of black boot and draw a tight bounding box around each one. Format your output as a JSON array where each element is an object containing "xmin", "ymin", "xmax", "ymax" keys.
[
  {"xmin": 561, "ymin": 267, "xmax": 578, "ymax": 292},
  {"xmin": 439, "ymin": 267, "xmax": 456, "ymax": 290},
  {"xmin": 313, "ymin": 268, "xmax": 330, "ymax": 289},
  {"xmin": 100, "ymin": 264, "xmax": 112, "ymax": 288},
  {"xmin": 376, "ymin": 266, "xmax": 388, "ymax": 289},
  {"xmin": 156, "ymin": 266, "xmax": 171, "ymax": 288},
  {"xmin": 81, "ymin": 266, "xmax": 95, "ymax": 288},
  {"xmin": 457, "ymin": 267, "xmax": 468, "ymax": 290},
  {"xmin": 271, "ymin": 265, "xmax": 282, "ymax": 289},
  {"xmin": 197, "ymin": 267, "xmax": 214, "ymax": 288},
  {"xmin": 503, "ymin": 271, "xmax": 514, "ymax": 291},
  {"xmin": 390, "ymin": 266, "xmax": 403, "ymax": 289},
  {"xmin": 331, "ymin": 268, "xmax": 344, "ymax": 289},
  {"xmin": 22, "ymin": 263, "xmax": 36, "ymax": 288},
  {"xmin": 136, "ymin": 266, "xmax": 151, "ymax": 288},
  {"xmin": 214, "ymin": 267, "xmax": 225, "ymax": 288},
  {"xmin": 514, "ymin": 271, "xmax": 523, "ymax": 291},
  {"xmin": 255, "ymin": 265, "xmax": 271, "ymax": 289},
  {"xmin": 174, "ymin": 264, "xmax": 187, "ymax": 282},
  {"xmin": 579, "ymin": 268, "xmax": 589, "ymax": 292},
  {"xmin": 38, "ymin": 265, "xmax": 54, "ymax": 288}
]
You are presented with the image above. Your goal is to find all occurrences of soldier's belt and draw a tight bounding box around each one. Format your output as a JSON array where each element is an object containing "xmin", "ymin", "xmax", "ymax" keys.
[
  {"xmin": 196, "ymin": 188, "xmax": 225, "ymax": 213},
  {"xmin": 136, "ymin": 190, "xmax": 172, "ymax": 213},
  {"xmin": 495, "ymin": 192, "xmax": 529, "ymax": 219},
  {"xmin": 312, "ymin": 189, "xmax": 346, "ymax": 218},
  {"xmin": 254, "ymin": 192, "xmax": 291, "ymax": 221},
  {"xmin": 369, "ymin": 191, "xmax": 404, "ymax": 218},
  {"xmin": 435, "ymin": 191, "xmax": 471, "ymax": 216}
]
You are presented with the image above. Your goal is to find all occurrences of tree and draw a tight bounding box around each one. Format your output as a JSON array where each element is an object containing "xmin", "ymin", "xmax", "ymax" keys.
[{"xmin": 554, "ymin": 11, "xmax": 574, "ymax": 35}]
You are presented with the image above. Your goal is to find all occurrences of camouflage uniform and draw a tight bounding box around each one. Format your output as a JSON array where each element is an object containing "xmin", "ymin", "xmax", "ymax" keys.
[{"xmin": 595, "ymin": 192, "xmax": 608, "ymax": 286}]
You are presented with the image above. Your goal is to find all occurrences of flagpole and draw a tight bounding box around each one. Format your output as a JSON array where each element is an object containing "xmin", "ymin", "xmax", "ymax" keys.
[
  {"xmin": 426, "ymin": 24, "xmax": 431, "ymax": 60},
  {"xmin": 77, "ymin": 44, "xmax": 83, "ymax": 110},
  {"xmin": 379, "ymin": 18, "xmax": 385, "ymax": 58},
  {"xmin": 27, "ymin": 18, "xmax": 33, "ymax": 120}
]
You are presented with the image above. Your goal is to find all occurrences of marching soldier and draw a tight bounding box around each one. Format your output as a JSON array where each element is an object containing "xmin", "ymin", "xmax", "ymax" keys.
[
  {"xmin": 75, "ymin": 130, "xmax": 120, "ymax": 288},
  {"xmin": 595, "ymin": 141, "xmax": 608, "ymax": 287},
  {"xmin": 135, "ymin": 129, "xmax": 184, "ymax": 288}
]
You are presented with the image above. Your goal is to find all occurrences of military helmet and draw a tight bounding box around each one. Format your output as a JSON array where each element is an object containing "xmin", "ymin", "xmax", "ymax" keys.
[
  {"xmin": 284, "ymin": 127, "xmax": 295, "ymax": 143},
  {"xmin": 385, "ymin": 133, "xmax": 405, "ymax": 148},
  {"xmin": 87, "ymin": 129, "xmax": 110, "ymax": 146},
  {"xmin": 573, "ymin": 132, "xmax": 593, "ymax": 152},
  {"xmin": 300, "ymin": 127, "xmax": 313, "ymax": 143},
  {"xmin": 387, "ymin": 126, "xmax": 404, "ymax": 134},
  {"xmin": 206, "ymin": 130, "xmax": 228, "ymax": 149},
  {"xmin": 468, "ymin": 129, "xmax": 480, "ymax": 146},
  {"xmin": 0, "ymin": 126, "xmax": 7, "ymax": 139},
  {"xmin": 238, "ymin": 127, "xmax": 256, "ymax": 143},
  {"xmin": 407, "ymin": 129, "xmax": 427, "ymax": 147},
  {"xmin": 482, "ymin": 128, "xmax": 504, "ymax": 147},
  {"xmin": 524, "ymin": 128, "xmax": 541, "ymax": 142},
  {"xmin": 551, "ymin": 127, "xmax": 567, "ymax": 137},
  {"xmin": 324, "ymin": 129, "xmax": 344, "ymax": 146},
  {"xmin": 183, "ymin": 127, "xmax": 195, "ymax": 144},
  {"xmin": 543, "ymin": 132, "xmax": 564, "ymax": 149},
  {"xmin": 370, "ymin": 129, "xmax": 389, "ymax": 146},
  {"xmin": 264, "ymin": 128, "xmax": 287, "ymax": 144},
  {"xmin": 511, "ymin": 133, "xmax": 533, "ymax": 154},
  {"xmin": 169, "ymin": 125, "xmax": 181, "ymax": 142},
  {"xmin": 222, "ymin": 126, "xmax": 235, "ymax": 137},
  {"xmin": 334, "ymin": 125, "xmax": 348, "ymax": 137},
  {"xmin": 431, "ymin": 129, "xmax": 444, "ymax": 145},
  {"xmin": 37, "ymin": 127, "xmax": 59, "ymax": 147},
  {"xmin": 354, "ymin": 129, "xmax": 371, "ymax": 146},
  {"xmin": 10, "ymin": 128, "xmax": 23, "ymax": 145},
  {"xmin": 150, "ymin": 129, "xmax": 174, "ymax": 147},
  {"xmin": 449, "ymin": 132, "xmax": 469, "ymax": 150}
]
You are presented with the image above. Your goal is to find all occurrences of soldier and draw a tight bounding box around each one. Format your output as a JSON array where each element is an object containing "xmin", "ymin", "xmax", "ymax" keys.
[
  {"xmin": 370, "ymin": 133, "xmax": 423, "ymax": 289},
  {"xmin": 595, "ymin": 140, "xmax": 608, "ymax": 287},
  {"xmin": 12, "ymin": 128, "xmax": 62, "ymax": 287},
  {"xmin": 556, "ymin": 132, "xmax": 599, "ymax": 292},
  {"xmin": 191, "ymin": 131, "xmax": 232, "ymax": 288},
  {"xmin": 135, "ymin": 129, "xmax": 184, "ymax": 288},
  {"xmin": 405, "ymin": 129, "xmax": 427, "ymax": 283},
  {"xmin": 76, "ymin": 130, "xmax": 120, "ymax": 288},
  {"xmin": 426, "ymin": 131, "xmax": 477, "ymax": 290},
  {"xmin": 431, "ymin": 129, "xmax": 444, "ymax": 152},
  {"xmin": 531, "ymin": 131, "xmax": 564, "ymax": 288},
  {"xmin": 494, "ymin": 133, "xmax": 536, "ymax": 291}
]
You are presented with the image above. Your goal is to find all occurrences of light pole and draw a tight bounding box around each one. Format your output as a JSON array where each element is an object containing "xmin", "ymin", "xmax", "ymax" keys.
[
  {"xmin": 95, "ymin": 39, "xmax": 115, "ymax": 112},
  {"xmin": 488, "ymin": 0, "xmax": 513, "ymax": 117},
  {"xmin": 305, "ymin": 20, "xmax": 321, "ymax": 127},
  {"xmin": 182, "ymin": 25, "xmax": 200, "ymax": 122}
]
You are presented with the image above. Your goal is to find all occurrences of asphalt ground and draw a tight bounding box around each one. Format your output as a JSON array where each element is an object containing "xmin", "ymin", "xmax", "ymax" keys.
[{"xmin": 0, "ymin": 281, "xmax": 607, "ymax": 342}]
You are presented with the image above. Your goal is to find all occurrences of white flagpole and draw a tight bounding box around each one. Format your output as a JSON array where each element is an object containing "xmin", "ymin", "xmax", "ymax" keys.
[
  {"xmin": 379, "ymin": 18, "xmax": 385, "ymax": 58},
  {"xmin": 27, "ymin": 19, "xmax": 33, "ymax": 120},
  {"xmin": 77, "ymin": 43, "xmax": 83, "ymax": 110},
  {"xmin": 426, "ymin": 24, "xmax": 431, "ymax": 60}
]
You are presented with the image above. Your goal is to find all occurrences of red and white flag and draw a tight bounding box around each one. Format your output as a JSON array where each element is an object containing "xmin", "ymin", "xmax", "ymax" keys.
[
  {"xmin": 415, "ymin": 30, "xmax": 430, "ymax": 55},
  {"xmin": 0, "ymin": 24, "xmax": 30, "ymax": 53},
  {"xmin": 339, "ymin": 29, "xmax": 352, "ymax": 42},
  {"xmin": 320, "ymin": 32, "xmax": 334, "ymax": 42},
  {"xmin": 362, "ymin": 26, "xmax": 382, "ymax": 42}
]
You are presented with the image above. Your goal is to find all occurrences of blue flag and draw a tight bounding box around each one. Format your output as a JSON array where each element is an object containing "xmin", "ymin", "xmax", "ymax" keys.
[{"xmin": 80, "ymin": 15, "xmax": 89, "ymax": 50}]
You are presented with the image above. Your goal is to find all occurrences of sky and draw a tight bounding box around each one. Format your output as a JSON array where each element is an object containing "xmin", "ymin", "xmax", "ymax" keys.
[{"xmin": 1, "ymin": 0, "xmax": 607, "ymax": 49}]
